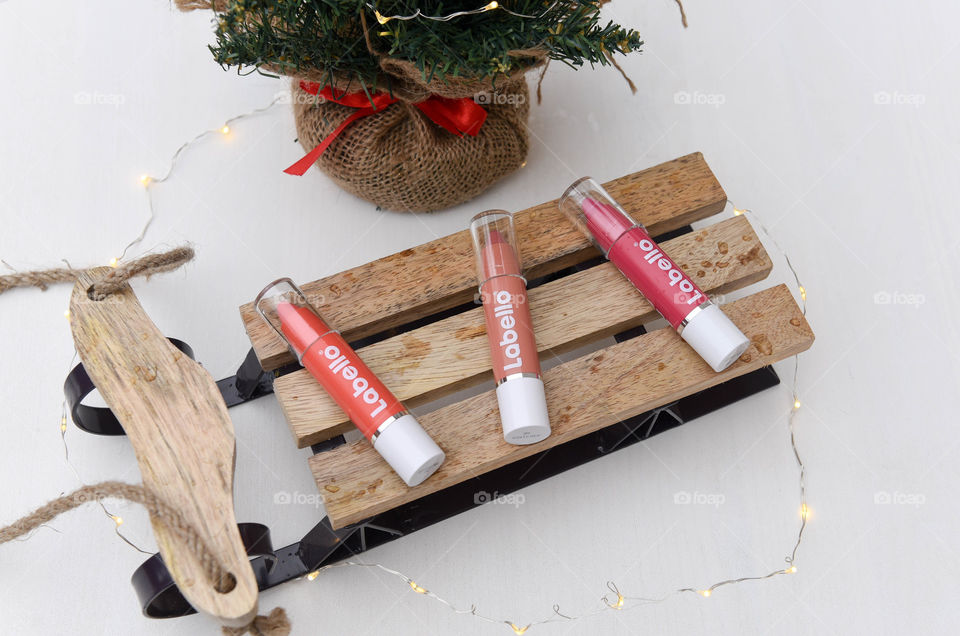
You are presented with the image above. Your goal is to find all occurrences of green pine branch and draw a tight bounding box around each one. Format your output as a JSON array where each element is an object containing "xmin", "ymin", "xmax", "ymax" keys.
[{"xmin": 209, "ymin": 0, "xmax": 643, "ymax": 88}]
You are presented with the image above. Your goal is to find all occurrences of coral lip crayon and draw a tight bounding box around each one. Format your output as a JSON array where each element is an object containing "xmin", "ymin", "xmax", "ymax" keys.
[
  {"xmin": 256, "ymin": 278, "xmax": 444, "ymax": 486},
  {"xmin": 559, "ymin": 178, "xmax": 750, "ymax": 372},
  {"xmin": 471, "ymin": 210, "xmax": 551, "ymax": 445}
]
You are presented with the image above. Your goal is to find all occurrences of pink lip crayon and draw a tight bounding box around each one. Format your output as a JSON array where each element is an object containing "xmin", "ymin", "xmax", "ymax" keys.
[
  {"xmin": 470, "ymin": 210, "xmax": 551, "ymax": 445},
  {"xmin": 559, "ymin": 177, "xmax": 750, "ymax": 372},
  {"xmin": 255, "ymin": 278, "xmax": 445, "ymax": 487}
]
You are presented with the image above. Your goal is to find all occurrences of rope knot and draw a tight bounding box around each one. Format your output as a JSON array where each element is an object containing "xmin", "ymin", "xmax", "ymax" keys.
[
  {"xmin": 222, "ymin": 608, "xmax": 291, "ymax": 636},
  {"xmin": 0, "ymin": 246, "xmax": 195, "ymax": 298}
]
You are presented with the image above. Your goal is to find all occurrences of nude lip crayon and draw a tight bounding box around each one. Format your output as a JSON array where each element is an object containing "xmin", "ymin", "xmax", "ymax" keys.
[
  {"xmin": 470, "ymin": 210, "xmax": 551, "ymax": 445},
  {"xmin": 559, "ymin": 178, "xmax": 750, "ymax": 372},
  {"xmin": 255, "ymin": 278, "xmax": 444, "ymax": 487}
]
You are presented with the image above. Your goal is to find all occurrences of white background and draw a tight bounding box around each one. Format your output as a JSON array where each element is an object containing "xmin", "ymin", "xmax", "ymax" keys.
[{"xmin": 1, "ymin": 1, "xmax": 958, "ymax": 634}]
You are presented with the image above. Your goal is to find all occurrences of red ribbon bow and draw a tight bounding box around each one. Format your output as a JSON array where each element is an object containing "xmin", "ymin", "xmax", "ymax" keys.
[{"xmin": 284, "ymin": 81, "xmax": 488, "ymax": 176}]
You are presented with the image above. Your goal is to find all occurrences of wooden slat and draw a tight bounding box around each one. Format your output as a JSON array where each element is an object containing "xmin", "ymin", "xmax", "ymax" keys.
[
  {"xmin": 241, "ymin": 153, "xmax": 727, "ymax": 370},
  {"xmin": 279, "ymin": 215, "xmax": 771, "ymax": 448},
  {"xmin": 310, "ymin": 284, "xmax": 814, "ymax": 529}
]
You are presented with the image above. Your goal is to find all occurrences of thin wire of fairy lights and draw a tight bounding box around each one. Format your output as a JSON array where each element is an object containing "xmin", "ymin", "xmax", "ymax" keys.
[
  {"xmin": 49, "ymin": 92, "xmax": 809, "ymax": 633},
  {"xmin": 124, "ymin": 96, "xmax": 284, "ymax": 261},
  {"xmin": 294, "ymin": 205, "xmax": 810, "ymax": 634},
  {"xmin": 366, "ymin": 0, "xmax": 561, "ymax": 25}
]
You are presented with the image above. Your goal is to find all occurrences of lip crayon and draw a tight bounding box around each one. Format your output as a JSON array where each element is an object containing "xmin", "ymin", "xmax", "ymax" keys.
[
  {"xmin": 559, "ymin": 178, "xmax": 750, "ymax": 372},
  {"xmin": 255, "ymin": 278, "xmax": 444, "ymax": 486},
  {"xmin": 470, "ymin": 210, "xmax": 551, "ymax": 445}
]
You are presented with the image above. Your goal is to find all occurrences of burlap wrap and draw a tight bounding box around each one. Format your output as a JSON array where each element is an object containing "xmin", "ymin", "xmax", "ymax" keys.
[
  {"xmin": 291, "ymin": 72, "xmax": 532, "ymax": 212},
  {"xmin": 175, "ymin": 0, "xmax": 541, "ymax": 211}
]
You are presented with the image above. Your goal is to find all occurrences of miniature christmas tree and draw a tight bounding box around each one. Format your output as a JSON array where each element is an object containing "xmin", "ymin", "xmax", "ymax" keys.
[
  {"xmin": 176, "ymin": 0, "xmax": 646, "ymax": 212},
  {"xmin": 180, "ymin": 0, "xmax": 643, "ymax": 92}
]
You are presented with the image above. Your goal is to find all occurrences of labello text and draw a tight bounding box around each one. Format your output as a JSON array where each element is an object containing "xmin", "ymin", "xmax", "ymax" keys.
[{"xmin": 322, "ymin": 345, "xmax": 388, "ymax": 418}]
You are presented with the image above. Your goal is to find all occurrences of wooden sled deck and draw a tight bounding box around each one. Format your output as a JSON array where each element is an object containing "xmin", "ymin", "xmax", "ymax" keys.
[{"xmin": 240, "ymin": 153, "xmax": 814, "ymax": 531}]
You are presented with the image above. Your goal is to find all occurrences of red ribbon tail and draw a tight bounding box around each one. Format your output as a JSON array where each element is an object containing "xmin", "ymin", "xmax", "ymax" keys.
[
  {"xmin": 283, "ymin": 109, "xmax": 373, "ymax": 176},
  {"xmin": 283, "ymin": 90, "xmax": 485, "ymax": 176}
]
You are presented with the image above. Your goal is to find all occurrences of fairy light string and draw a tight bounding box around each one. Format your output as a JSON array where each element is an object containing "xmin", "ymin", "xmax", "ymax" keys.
[
  {"xmin": 126, "ymin": 95, "xmax": 284, "ymax": 262},
  {"xmin": 47, "ymin": 92, "xmax": 809, "ymax": 631},
  {"xmin": 49, "ymin": 93, "xmax": 286, "ymax": 556},
  {"xmin": 367, "ymin": 0, "xmax": 560, "ymax": 25},
  {"xmin": 55, "ymin": 101, "xmax": 278, "ymax": 547},
  {"xmin": 57, "ymin": 348, "xmax": 153, "ymax": 555},
  {"xmin": 294, "ymin": 207, "xmax": 811, "ymax": 631}
]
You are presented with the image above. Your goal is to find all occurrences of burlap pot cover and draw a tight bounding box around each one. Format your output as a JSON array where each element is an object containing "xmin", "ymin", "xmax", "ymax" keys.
[{"xmin": 291, "ymin": 76, "xmax": 531, "ymax": 212}]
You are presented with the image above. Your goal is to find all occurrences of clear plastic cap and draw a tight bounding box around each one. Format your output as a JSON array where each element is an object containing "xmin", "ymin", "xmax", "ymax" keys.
[
  {"xmin": 254, "ymin": 278, "xmax": 332, "ymax": 360},
  {"xmin": 469, "ymin": 210, "xmax": 523, "ymax": 287},
  {"xmin": 559, "ymin": 177, "xmax": 641, "ymax": 255}
]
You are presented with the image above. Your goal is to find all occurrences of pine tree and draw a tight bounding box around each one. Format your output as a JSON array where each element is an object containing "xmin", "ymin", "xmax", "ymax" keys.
[{"xmin": 201, "ymin": 0, "xmax": 643, "ymax": 90}]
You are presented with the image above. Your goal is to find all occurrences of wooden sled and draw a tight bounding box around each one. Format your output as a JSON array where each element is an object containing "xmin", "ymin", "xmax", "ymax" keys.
[{"xmin": 68, "ymin": 153, "xmax": 813, "ymax": 617}]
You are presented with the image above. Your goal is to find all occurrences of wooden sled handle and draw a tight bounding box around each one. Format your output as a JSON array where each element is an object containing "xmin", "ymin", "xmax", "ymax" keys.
[{"xmin": 68, "ymin": 268, "xmax": 258, "ymax": 626}]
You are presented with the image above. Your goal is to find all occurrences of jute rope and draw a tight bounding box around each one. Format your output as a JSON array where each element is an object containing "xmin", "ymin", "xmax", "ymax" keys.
[
  {"xmin": 0, "ymin": 482, "xmax": 231, "ymax": 591},
  {"xmin": 222, "ymin": 608, "xmax": 291, "ymax": 636},
  {"xmin": 675, "ymin": 0, "xmax": 689, "ymax": 28},
  {"xmin": 0, "ymin": 246, "xmax": 194, "ymax": 299},
  {"xmin": 0, "ymin": 250, "xmax": 290, "ymax": 634},
  {"xmin": 0, "ymin": 483, "xmax": 291, "ymax": 634}
]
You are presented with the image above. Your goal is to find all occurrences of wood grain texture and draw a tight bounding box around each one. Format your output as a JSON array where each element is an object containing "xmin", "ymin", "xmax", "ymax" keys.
[
  {"xmin": 69, "ymin": 269, "xmax": 258, "ymax": 627},
  {"xmin": 279, "ymin": 215, "xmax": 771, "ymax": 448},
  {"xmin": 310, "ymin": 284, "xmax": 813, "ymax": 529},
  {"xmin": 241, "ymin": 152, "xmax": 727, "ymax": 371}
]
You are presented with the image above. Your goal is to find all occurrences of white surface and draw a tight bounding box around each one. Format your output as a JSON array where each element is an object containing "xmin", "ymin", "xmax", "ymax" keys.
[
  {"xmin": 372, "ymin": 413, "xmax": 445, "ymax": 487},
  {"xmin": 1, "ymin": 1, "xmax": 958, "ymax": 635}
]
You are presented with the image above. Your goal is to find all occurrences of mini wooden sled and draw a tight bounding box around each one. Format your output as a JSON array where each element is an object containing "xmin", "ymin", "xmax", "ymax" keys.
[{"xmin": 65, "ymin": 153, "xmax": 814, "ymax": 617}]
